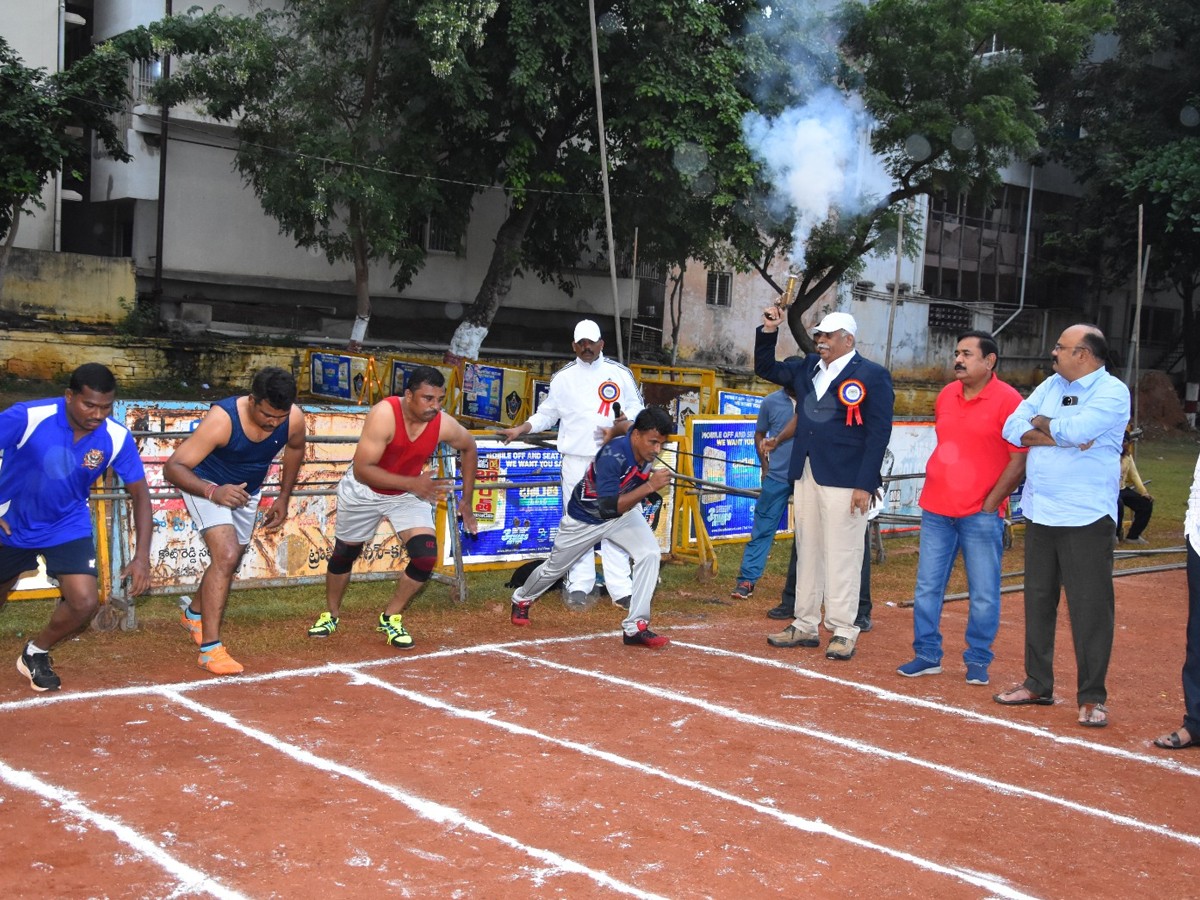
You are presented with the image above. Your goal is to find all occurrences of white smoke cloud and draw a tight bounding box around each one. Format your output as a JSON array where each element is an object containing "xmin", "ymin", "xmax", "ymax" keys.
[{"xmin": 742, "ymin": 11, "xmax": 896, "ymax": 270}]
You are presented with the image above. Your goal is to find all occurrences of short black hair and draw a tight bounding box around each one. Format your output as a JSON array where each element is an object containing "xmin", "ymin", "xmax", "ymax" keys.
[
  {"xmin": 633, "ymin": 406, "xmax": 673, "ymax": 436},
  {"xmin": 251, "ymin": 367, "xmax": 297, "ymax": 409},
  {"xmin": 69, "ymin": 363, "xmax": 117, "ymax": 395},
  {"xmin": 1078, "ymin": 326, "xmax": 1108, "ymax": 363},
  {"xmin": 957, "ymin": 329, "xmax": 999, "ymax": 361},
  {"xmin": 406, "ymin": 365, "xmax": 445, "ymax": 393}
]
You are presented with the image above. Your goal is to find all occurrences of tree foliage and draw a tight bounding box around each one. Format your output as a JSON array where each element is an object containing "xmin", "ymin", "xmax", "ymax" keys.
[
  {"xmin": 1045, "ymin": 0, "xmax": 1200, "ymax": 379},
  {"xmin": 0, "ymin": 33, "xmax": 153, "ymax": 296},
  {"xmin": 747, "ymin": 0, "xmax": 1111, "ymax": 348}
]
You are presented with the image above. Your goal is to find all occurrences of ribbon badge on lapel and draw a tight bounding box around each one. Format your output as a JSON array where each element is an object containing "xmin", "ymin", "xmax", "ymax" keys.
[
  {"xmin": 597, "ymin": 380, "xmax": 620, "ymax": 416},
  {"xmin": 838, "ymin": 379, "xmax": 866, "ymax": 426}
]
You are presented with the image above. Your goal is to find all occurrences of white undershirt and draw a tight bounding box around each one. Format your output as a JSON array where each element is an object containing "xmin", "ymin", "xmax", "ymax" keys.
[{"xmin": 812, "ymin": 350, "xmax": 857, "ymax": 400}]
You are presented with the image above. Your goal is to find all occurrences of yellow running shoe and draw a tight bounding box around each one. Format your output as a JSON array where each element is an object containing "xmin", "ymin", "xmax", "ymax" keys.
[
  {"xmin": 376, "ymin": 612, "xmax": 414, "ymax": 649},
  {"xmin": 307, "ymin": 611, "xmax": 338, "ymax": 638},
  {"xmin": 197, "ymin": 643, "xmax": 244, "ymax": 675}
]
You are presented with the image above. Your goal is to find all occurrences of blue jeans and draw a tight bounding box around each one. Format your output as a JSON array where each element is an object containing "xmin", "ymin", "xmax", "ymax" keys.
[
  {"xmin": 737, "ymin": 477, "xmax": 791, "ymax": 583},
  {"xmin": 911, "ymin": 510, "xmax": 1004, "ymax": 667}
]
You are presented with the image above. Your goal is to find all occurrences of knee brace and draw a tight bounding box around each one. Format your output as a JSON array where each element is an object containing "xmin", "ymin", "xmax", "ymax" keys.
[
  {"xmin": 327, "ymin": 540, "xmax": 363, "ymax": 575},
  {"xmin": 404, "ymin": 534, "xmax": 438, "ymax": 582}
]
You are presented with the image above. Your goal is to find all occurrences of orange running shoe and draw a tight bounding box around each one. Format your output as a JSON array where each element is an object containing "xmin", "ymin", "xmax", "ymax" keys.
[
  {"xmin": 180, "ymin": 608, "xmax": 203, "ymax": 646},
  {"xmin": 197, "ymin": 643, "xmax": 244, "ymax": 675}
]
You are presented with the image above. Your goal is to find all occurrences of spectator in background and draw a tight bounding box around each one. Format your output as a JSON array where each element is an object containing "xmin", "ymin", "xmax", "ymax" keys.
[
  {"xmin": 1117, "ymin": 431, "xmax": 1153, "ymax": 545},
  {"xmin": 994, "ymin": 324, "xmax": 1128, "ymax": 727},
  {"xmin": 730, "ymin": 386, "xmax": 796, "ymax": 600},
  {"xmin": 896, "ymin": 331, "xmax": 1026, "ymax": 686},
  {"xmin": 1152, "ymin": 450, "xmax": 1200, "ymax": 750},
  {"xmin": 498, "ymin": 319, "xmax": 644, "ymax": 610},
  {"xmin": 756, "ymin": 306, "xmax": 894, "ymax": 661}
]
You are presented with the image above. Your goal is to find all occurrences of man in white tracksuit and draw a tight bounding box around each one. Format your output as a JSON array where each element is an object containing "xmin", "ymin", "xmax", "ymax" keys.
[{"xmin": 499, "ymin": 319, "xmax": 644, "ymax": 609}]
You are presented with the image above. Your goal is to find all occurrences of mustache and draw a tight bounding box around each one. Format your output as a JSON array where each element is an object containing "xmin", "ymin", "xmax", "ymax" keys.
[{"xmin": 954, "ymin": 364, "xmax": 966, "ymax": 371}]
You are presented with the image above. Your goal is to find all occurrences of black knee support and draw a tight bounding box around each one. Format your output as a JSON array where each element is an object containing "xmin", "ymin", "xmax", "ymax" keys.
[
  {"xmin": 404, "ymin": 534, "xmax": 437, "ymax": 582},
  {"xmin": 327, "ymin": 540, "xmax": 363, "ymax": 575}
]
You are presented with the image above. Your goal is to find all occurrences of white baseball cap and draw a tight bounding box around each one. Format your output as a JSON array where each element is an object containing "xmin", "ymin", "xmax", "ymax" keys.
[
  {"xmin": 574, "ymin": 319, "xmax": 602, "ymax": 342},
  {"xmin": 812, "ymin": 311, "xmax": 858, "ymax": 337}
]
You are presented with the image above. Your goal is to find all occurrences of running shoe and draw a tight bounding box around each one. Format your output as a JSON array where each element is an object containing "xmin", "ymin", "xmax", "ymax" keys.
[
  {"xmin": 377, "ymin": 612, "xmax": 415, "ymax": 649},
  {"xmin": 180, "ymin": 608, "xmax": 203, "ymax": 645},
  {"xmin": 307, "ymin": 611, "xmax": 339, "ymax": 638},
  {"xmin": 197, "ymin": 643, "xmax": 244, "ymax": 675},
  {"xmin": 17, "ymin": 649, "xmax": 61, "ymax": 692}
]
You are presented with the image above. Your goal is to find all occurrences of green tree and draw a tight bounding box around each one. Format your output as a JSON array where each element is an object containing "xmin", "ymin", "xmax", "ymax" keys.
[
  {"xmin": 1046, "ymin": 0, "xmax": 1200, "ymax": 381},
  {"xmin": 746, "ymin": 0, "xmax": 1111, "ymax": 348},
  {"xmin": 153, "ymin": 0, "xmax": 495, "ymax": 349},
  {"xmin": 0, "ymin": 33, "xmax": 152, "ymax": 301}
]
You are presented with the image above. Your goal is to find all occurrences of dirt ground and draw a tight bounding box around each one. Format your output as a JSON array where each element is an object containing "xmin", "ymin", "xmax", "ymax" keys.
[{"xmin": 0, "ymin": 565, "xmax": 1196, "ymax": 899}]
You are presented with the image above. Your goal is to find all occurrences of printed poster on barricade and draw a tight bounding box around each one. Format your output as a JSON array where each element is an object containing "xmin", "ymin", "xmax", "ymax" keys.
[
  {"xmin": 308, "ymin": 351, "xmax": 371, "ymax": 402},
  {"xmin": 388, "ymin": 359, "xmax": 455, "ymax": 398},
  {"xmin": 460, "ymin": 363, "xmax": 526, "ymax": 426},
  {"xmin": 686, "ymin": 417, "xmax": 781, "ymax": 544},
  {"xmin": 438, "ymin": 438, "xmax": 677, "ymax": 567},
  {"xmin": 717, "ymin": 390, "xmax": 766, "ymax": 416},
  {"xmin": 879, "ymin": 421, "xmax": 936, "ymax": 531},
  {"xmin": 117, "ymin": 399, "xmax": 411, "ymax": 592}
]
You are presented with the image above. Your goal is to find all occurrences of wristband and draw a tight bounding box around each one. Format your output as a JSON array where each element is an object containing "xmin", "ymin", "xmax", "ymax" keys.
[{"xmin": 205, "ymin": 483, "xmax": 218, "ymax": 501}]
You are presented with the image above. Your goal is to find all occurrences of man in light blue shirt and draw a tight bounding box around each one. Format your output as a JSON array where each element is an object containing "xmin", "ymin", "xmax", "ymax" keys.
[{"xmin": 993, "ymin": 324, "xmax": 1129, "ymax": 728}]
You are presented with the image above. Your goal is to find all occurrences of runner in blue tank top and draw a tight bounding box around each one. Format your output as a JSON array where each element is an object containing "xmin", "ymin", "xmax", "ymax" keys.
[
  {"xmin": 164, "ymin": 367, "xmax": 306, "ymax": 675},
  {"xmin": 0, "ymin": 363, "xmax": 153, "ymax": 692}
]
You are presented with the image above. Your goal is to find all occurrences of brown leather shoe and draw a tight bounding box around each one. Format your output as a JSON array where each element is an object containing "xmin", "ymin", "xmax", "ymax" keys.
[
  {"xmin": 825, "ymin": 635, "xmax": 856, "ymax": 660},
  {"xmin": 767, "ymin": 625, "xmax": 819, "ymax": 648}
]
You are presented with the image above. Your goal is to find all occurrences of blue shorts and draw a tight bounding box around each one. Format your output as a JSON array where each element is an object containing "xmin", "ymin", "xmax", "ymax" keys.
[{"xmin": 0, "ymin": 537, "xmax": 98, "ymax": 583}]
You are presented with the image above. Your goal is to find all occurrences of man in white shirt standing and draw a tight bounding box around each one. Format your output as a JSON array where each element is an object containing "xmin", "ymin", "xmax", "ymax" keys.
[{"xmin": 499, "ymin": 319, "xmax": 645, "ymax": 609}]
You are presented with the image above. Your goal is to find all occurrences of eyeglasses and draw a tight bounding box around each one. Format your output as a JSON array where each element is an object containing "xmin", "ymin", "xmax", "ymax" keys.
[{"xmin": 1053, "ymin": 343, "xmax": 1088, "ymax": 355}]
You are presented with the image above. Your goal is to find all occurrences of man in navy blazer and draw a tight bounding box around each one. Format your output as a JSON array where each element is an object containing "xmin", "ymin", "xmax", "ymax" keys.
[{"xmin": 756, "ymin": 306, "xmax": 894, "ymax": 659}]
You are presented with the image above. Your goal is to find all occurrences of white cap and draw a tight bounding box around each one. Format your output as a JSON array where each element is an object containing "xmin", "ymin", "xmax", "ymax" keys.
[
  {"xmin": 812, "ymin": 311, "xmax": 858, "ymax": 337},
  {"xmin": 574, "ymin": 319, "xmax": 602, "ymax": 342}
]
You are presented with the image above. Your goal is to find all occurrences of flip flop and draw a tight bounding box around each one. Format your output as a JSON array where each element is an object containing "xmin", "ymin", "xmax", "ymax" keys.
[
  {"xmin": 1153, "ymin": 729, "xmax": 1197, "ymax": 750},
  {"xmin": 993, "ymin": 684, "xmax": 1054, "ymax": 706},
  {"xmin": 1079, "ymin": 703, "xmax": 1109, "ymax": 728}
]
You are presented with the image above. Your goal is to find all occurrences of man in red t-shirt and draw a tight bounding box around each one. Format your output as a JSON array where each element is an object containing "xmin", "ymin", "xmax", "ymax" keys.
[
  {"xmin": 307, "ymin": 366, "xmax": 478, "ymax": 648},
  {"xmin": 897, "ymin": 331, "xmax": 1027, "ymax": 686}
]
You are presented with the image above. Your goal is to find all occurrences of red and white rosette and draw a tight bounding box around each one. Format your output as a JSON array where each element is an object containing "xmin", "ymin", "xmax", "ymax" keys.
[
  {"xmin": 837, "ymin": 379, "xmax": 866, "ymax": 426},
  {"xmin": 597, "ymin": 380, "xmax": 621, "ymax": 416}
]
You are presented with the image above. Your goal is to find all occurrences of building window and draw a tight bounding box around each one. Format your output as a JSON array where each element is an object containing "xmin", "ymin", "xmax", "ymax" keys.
[
  {"xmin": 408, "ymin": 215, "xmax": 463, "ymax": 254},
  {"xmin": 706, "ymin": 272, "xmax": 732, "ymax": 307}
]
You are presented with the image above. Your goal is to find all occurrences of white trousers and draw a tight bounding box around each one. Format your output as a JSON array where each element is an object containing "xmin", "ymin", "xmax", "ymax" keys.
[
  {"xmin": 559, "ymin": 453, "xmax": 633, "ymax": 598},
  {"xmin": 513, "ymin": 508, "xmax": 660, "ymax": 635},
  {"xmin": 791, "ymin": 460, "xmax": 867, "ymax": 640}
]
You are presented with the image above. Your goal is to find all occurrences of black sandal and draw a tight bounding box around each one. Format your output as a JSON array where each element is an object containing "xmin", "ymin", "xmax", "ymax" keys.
[{"xmin": 1153, "ymin": 729, "xmax": 1196, "ymax": 750}]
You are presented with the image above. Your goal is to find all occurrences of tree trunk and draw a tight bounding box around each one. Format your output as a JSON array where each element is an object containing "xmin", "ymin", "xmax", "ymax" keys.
[
  {"xmin": 347, "ymin": 214, "xmax": 371, "ymax": 352},
  {"xmin": 0, "ymin": 202, "xmax": 23, "ymax": 305},
  {"xmin": 668, "ymin": 263, "xmax": 685, "ymax": 366},
  {"xmin": 445, "ymin": 195, "xmax": 543, "ymax": 362}
]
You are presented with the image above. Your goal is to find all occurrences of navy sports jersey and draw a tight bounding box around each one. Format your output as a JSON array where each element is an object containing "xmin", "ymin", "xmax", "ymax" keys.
[
  {"xmin": 193, "ymin": 396, "xmax": 290, "ymax": 494},
  {"xmin": 566, "ymin": 433, "xmax": 652, "ymax": 525},
  {"xmin": 0, "ymin": 398, "xmax": 146, "ymax": 548}
]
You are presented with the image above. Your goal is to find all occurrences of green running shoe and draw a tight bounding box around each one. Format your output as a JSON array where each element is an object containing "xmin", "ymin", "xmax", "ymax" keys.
[
  {"xmin": 376, "ymin": 612, "xmax": 414, "ymax": 649},
  {"xmin": 307, "ymin": 611, "xmax": 339, "ymax": 638}
]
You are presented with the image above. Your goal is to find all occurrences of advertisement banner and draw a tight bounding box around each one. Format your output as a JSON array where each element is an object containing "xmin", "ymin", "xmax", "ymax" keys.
[
  {"xmin": 461, "ymin": 363, "xmax": 526, "ymax": 426},
  {"xmin": 717, "ymin": 390, "xmax": 766, "ymax": 416},
  {"xmin": 118, "ymin": 400, "xmax": 412, "ymax": 591},
  {"xmin": 308, "ymin": 352, "xmax": 371, "ymax": 402},
  {"xmin": 688, "ymin": 417, "xmax": 771, "ymax": 542},
  {"xmin": 880, "ymin": 421, "xmax": 937, "ymax": 526},
  {"xmin": 442, "ymin": 439, "xmax": 678, "ymax": 567}
]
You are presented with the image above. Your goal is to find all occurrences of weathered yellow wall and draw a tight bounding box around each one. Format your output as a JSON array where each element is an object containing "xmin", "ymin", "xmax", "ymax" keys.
[{"xmin": 2, "ymin": 248, "xmax": 136, "ymax": 324}]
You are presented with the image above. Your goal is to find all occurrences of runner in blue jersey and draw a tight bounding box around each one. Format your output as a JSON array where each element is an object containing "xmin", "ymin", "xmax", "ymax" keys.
[
  {"xmin": 511, "ymin": 406, "xmax": 674, "ymax": 646},
  {"xmin": 164, "ymin": 367, "xmax": 306, "ymax": 675},
  {"xmin": 0, "ymin": 363, "xmax": 152, "ymax": 692}
]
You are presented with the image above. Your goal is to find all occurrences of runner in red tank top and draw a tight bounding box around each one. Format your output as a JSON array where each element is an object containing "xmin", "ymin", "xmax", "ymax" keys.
[{"xmin": 308, "ymin": 366, "xmax": 478, "ymax": 648}]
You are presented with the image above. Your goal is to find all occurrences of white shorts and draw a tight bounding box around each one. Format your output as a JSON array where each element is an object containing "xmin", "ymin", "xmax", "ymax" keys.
[
  {"xmin": 182, "ymin": 491, "xmax": 261, "ymax": 546},
  {"xmin": 334, "ymin": 466, "xmax": 435, "ymax": 543}
]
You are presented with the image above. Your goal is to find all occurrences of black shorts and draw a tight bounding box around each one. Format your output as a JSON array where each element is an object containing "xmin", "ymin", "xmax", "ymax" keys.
[{"xmin": 0, "ymin": 537, "xmax": 98, "ymax": 583}]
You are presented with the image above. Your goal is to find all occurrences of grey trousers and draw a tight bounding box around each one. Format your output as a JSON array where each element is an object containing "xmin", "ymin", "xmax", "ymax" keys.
[
  {"xmin": 1022, "ymin": 517, "xmax": 1115, "ymax": 705},
  {"xmin": 513, "ymin": 508, "xmax": 661, "ymax": 636}
]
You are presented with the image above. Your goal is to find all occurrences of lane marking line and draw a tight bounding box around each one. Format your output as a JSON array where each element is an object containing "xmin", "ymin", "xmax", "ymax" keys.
[
  {"xmin": 491, "ymin": 647, "xmax": 1200, "ymax": 848},
  {"xmin": 336, "ymin": 665, "xmax": 1038, "ymax": 900},
  {"xmin": 155, "ymin": 687, "xmax": 665, "ymax": 899},
  {"xmin": 0, "ymin": 758, "xmax": 248, "ymax": 900}
]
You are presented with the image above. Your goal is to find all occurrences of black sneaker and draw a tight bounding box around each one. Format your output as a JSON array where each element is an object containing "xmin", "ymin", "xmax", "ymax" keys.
[
  {"xmin": 17, "ymin": 649, "xmax": 61, "ymax": 692},
  {"xmin": 612, "ymin": 596, "xmax": 631, "ymax": 610},
  {"xmin": 622, "ymin": 622, "xmax": 670, "ymax": 647},
  {"xmin": 855, "ymin": 615, "xmax": 873, "ymax": 633},
  {"xmin": 766, "ymin": 602, "xmax": 793, "ymax": 620}
]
